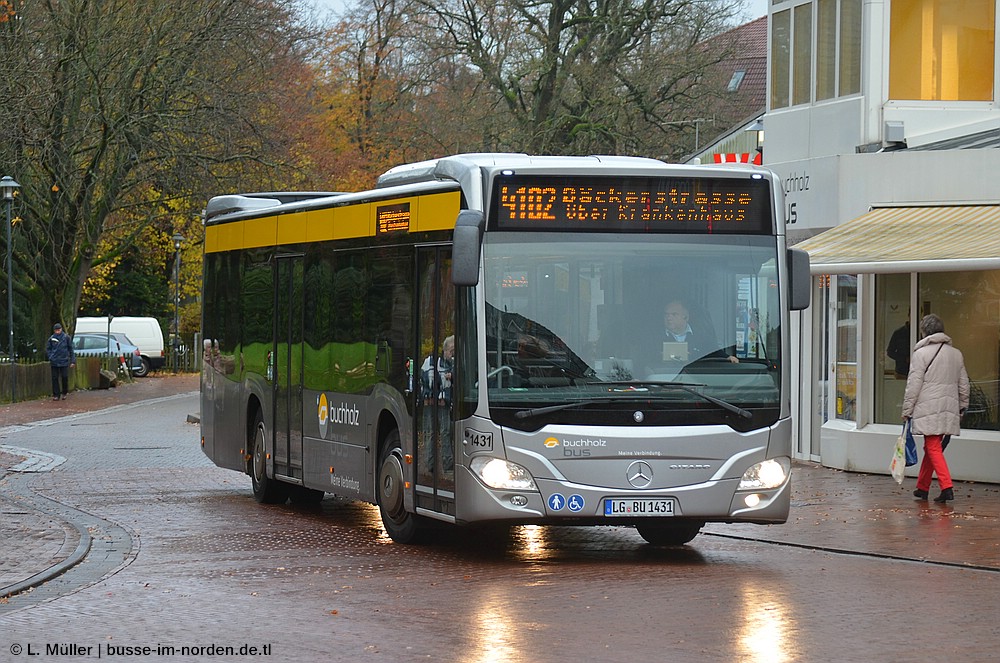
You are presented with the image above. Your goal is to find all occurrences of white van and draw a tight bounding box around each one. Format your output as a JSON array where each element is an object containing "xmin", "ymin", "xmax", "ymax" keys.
[{"xmin": 75, "ymin": 316, "xmax": 166, "ymax": 377}]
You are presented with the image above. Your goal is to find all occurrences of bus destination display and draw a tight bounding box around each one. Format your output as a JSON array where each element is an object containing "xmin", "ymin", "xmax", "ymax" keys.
[
  {"xmin": 376, "ymin": 202, "xmax": 410, "ymax": 234},
  {"xmin": 492, "ymin": 175, "xmax": 771, "ymax": 234}
]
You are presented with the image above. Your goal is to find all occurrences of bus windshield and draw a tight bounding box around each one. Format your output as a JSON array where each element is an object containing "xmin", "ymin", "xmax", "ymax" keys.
[{"xmin": 482, "ymin": 232, "xmax": 782, "ymax": 430}]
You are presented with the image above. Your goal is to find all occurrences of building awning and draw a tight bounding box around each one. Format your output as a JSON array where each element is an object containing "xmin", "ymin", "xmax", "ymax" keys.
[{"xmin": 794, "ymin": 205, "xmax": 1000, "ymax": 274}]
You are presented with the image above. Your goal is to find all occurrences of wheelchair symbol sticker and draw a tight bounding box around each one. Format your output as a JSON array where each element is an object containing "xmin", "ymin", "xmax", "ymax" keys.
[{"xmin": 567, "ymin": 494, "xmax": 585, "ymax": 512}]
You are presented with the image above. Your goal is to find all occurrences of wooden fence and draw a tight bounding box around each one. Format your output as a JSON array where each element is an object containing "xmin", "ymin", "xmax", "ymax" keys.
[
  {"xmin": 0, "ymin": 333, "xmax": 203, "ymax": 405},
  {"xmin": 0, "ymin": 355, "xmax": 136, "ymax": 405}
]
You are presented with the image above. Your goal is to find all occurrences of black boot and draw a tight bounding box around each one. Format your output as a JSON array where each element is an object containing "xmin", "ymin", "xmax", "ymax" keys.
[
  {"xmin": 913, "ymin": 488, "xmax": 929, "ymax": 500},
  {"xmin": 933, "ymin": 488, "xmax": 954, "ymax": 503}
]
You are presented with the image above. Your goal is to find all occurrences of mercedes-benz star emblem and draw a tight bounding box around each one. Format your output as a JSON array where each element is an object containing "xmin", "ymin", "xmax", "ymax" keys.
[{"xmin": 626, "ymin": 460, "xmax": 653, "ymax": 488}]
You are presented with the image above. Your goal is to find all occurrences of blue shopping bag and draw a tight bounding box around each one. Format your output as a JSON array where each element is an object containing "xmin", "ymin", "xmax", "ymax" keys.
[{"xmin": 903, "ymin": 421, "xmax": 918, "ymax": 466}]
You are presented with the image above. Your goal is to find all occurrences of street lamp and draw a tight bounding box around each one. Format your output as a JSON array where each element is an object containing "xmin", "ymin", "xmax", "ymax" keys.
[
  {"xmin": 2, "ymin": 175, "xmax": 20, "ymax": 403},
  {"xmin": 172, "ymin": 233, "xmax": 184, "ymax": 373}
]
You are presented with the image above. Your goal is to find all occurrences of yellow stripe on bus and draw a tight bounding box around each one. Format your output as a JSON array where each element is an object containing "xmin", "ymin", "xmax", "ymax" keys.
[
  {"xmin": 244, "ymin": 215, "xmax": 278, "ymax": 249},
  {"xmin": 408, "ymin": 191, "xmax": 463, "ymax": 233},
  {"xmin": 205, "ymin": 191, "xmax": 461, "ymax": 253}
]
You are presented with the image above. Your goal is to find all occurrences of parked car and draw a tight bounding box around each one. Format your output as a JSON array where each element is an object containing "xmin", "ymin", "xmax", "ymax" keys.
[
  {"xmin": 72, "ymin": 332, "xmax": 143, "ymax": 374},
  {"xmin": 75, "ymin": 316, "xmax": 165, "ymax": 377}
]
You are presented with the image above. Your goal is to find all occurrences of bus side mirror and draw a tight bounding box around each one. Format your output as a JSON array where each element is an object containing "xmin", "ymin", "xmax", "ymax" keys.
[
  {"xmin": 788, "ymin": 248, "xmax": 811, "ymax": 311},
  {"xmin": 452, "ymin": 210, "xmax": 484, "ymax": 287}
]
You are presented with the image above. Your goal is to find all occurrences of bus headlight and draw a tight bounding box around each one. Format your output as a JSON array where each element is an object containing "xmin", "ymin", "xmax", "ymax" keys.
[
  {"xmin": 738, "ymin": 457, "xmax": 790, "ymax": 490},
  {"xmin": 470, "ymin": 457, "xmax": 537, "ymax": 491}
]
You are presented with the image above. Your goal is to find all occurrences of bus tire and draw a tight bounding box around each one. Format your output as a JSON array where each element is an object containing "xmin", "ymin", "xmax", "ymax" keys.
[
  {"xmin": 377, "ymin": 429, "xmax": 425, "ymax": 543},
  {"xmin": 248, "ymin": 409, "xmax": 289, "ymax": 504},
  {"xmin": 635, "ymin": 520, "xmax": 704, "ymax": 546}
]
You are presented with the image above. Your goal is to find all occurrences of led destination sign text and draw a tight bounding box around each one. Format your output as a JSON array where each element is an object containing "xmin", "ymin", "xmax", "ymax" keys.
[{"xmin": 492, "ymin": 176, "xmax": 771, "ymax": 234}]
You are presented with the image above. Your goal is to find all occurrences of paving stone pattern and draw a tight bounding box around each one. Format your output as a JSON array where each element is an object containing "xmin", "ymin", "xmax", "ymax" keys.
[{"xmin": 0, "ymin": 374, "xmax": 998, "ymax": 662}]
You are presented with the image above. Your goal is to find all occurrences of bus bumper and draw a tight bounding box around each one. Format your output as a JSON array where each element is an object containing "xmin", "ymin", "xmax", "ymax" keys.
[{"xmin": 454, "ymin": 467, "xmax": 791, "ymax": 526}]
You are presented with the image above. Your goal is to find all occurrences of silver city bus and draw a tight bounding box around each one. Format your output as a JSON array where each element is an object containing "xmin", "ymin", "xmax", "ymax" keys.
[{"xmin": 200, "ymin": 153, "xmax": 810, "ymax": 545}]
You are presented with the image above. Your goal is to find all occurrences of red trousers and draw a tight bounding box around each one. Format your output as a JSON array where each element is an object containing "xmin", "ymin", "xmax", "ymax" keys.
[{"xmin": 916, "ymin": 434, "xmax": 952, "ymax": 491}]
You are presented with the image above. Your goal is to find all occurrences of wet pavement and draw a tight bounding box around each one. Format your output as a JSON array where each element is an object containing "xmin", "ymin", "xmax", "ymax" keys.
[
  {"xmin": 2, "ymin": 371, "xmax": 996, "ymax": 601},
  {"xmin": 1, "ymin": 374, "xmax": 201, "ymax": 598},
  {"xmin": 0, "ymin": 374, "xmax": 1000, "ymax": 598},
  {"xmin": 0, "ymin": 375, "xmax": 998, "ymax": 661}
]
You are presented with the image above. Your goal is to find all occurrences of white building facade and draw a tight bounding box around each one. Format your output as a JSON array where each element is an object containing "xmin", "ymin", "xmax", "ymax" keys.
[{"xmin": 764, "ymin": 0, "xmax": 1000, "ymax": 482}]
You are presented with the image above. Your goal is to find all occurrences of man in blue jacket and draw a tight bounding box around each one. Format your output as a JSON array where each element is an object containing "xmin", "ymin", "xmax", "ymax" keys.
[{"xmin": 45, "ymin": 323, "xmax": 76, "ymax": 401}]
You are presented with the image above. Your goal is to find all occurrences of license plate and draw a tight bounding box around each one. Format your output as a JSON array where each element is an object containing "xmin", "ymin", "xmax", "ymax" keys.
[{"xmin": 604, "ymin": 498, "xmax": 675, "ymax": 517}]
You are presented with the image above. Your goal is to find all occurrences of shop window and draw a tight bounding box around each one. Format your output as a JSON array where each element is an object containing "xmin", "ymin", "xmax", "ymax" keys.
[
  {"xmin": 874, "ymin": 271, "xmax": 1000, "ymax": 430},
  {"xmin": 835, "ymin": 275, "xmax": 858, "ymax": 420},
  {"xmin": 875, "ymin": 274, "xmax": 911, "ymax": 424},
  {"xmin": 918, "ymin": 271, "xmax": 1000, "ymax": 430},
  {"xmin": 889, "ymin": 0, "xmax": 995, "ymax": 101}
]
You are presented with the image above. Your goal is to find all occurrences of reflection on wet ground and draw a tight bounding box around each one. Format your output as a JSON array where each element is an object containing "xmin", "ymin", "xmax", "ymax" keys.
[
  {"xmin": 9, "ymin": 466, "xmax": 998, "ymax": 662},
  {"xmin": 191, "ymin": 491, "xmax": 714, "ymax": 569}
]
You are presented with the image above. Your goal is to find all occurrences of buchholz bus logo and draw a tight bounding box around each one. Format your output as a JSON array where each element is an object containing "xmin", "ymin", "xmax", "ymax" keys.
[
  {"xmin": 317, "ymin": 393, "xmax": 329, "ymax": 438},
  {"xmin": 543, "ymin": 436, "xmax": 608, "ymax": 457}
]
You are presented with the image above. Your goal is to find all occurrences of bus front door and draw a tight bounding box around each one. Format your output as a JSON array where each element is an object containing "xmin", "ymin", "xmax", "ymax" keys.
[
  {"xmin": 273, "ymin": 254, "xmax": 304, "ymax": 483},
  {"xmin": 414, "ymin": 247, "xmax": 456, "ymax": 504}
]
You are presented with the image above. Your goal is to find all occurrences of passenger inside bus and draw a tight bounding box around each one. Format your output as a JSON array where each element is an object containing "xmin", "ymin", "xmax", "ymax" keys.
[{"xmin": 418, "ymin": 336, "xmax": 454, "ymax": 478}]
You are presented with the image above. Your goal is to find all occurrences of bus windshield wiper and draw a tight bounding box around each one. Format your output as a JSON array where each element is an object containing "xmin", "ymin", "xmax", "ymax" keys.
[
  {"xmin": 587, "ymin": 381, "xmax": 753, "ymax": 419},
  {"xmin": 514, "ymin": 383, "xmax": 752, "ymax": 420},
  {"xmin": 514, "ymin": 395, "xmax": 651, "ymax": 420}
]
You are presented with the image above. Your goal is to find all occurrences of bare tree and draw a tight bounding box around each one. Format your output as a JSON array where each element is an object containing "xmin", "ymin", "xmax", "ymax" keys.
[
  {"xmin": 406, "ymin": 0, "xmax": 745, "ymax": 156},
  {"xmin": 0, "ymin": 0, "xmax": 316, "ymax": 350},
  {"xmin": 313, "ymin": 0, "xmax": 481, "ymax": 185}
]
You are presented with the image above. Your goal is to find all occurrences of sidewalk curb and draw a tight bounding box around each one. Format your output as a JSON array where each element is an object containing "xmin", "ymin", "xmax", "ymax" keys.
[
  {"xmin": 0, "ymin": 471, "xmax": 135, "ymax": 609},
  {"xmin": 0, "ymin": 492, "xmax": 92, "ymax": 599},
  {"xmin": 0, "ymin": 446, "xmax": 87, "ymax": 598},
  {"xmin": 0, "ymin": 444, "xmax": 66, "ymax": 473}
]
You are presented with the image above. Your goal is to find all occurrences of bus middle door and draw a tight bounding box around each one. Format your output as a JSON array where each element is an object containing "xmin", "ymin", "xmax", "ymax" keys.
[{"xmin": 273, "ymin": 254, "xmax": 305, "ymax": 484}]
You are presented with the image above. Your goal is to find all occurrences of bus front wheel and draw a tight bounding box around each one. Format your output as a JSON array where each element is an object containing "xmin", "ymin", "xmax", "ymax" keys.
[
  {"xmin": 635, "ymin": 520, "xmax": 704, "ymax": 546},
  {"xmin": 377, "ymin": 430, "xmax": 425, "ymax": 543},
  {"xmin": 248, "ymin": 410, "xmax": 289, "ymax": 504}
]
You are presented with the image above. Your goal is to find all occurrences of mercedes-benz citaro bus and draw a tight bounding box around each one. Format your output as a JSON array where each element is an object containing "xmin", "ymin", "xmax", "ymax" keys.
[{"xmin": 200, "ymin": 153, "xmax": 810, "ymax": 545}]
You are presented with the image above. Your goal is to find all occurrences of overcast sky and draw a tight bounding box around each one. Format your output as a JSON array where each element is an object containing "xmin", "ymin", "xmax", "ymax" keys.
[{"xmin": 308, "ymin": 0, "xmax": 769, "ymax": 21}]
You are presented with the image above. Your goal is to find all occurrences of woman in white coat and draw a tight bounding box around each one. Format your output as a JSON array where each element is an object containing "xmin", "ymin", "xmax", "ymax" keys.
[{"xmin": 901, "ymin": 314, "xmax": 970, "ymax": 503}]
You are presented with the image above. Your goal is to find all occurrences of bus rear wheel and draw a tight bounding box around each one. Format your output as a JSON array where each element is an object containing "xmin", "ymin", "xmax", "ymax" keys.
[
  {"xmin": 248, "ymin": 410, "xmax": 289, "ymax": 504},
  {"xmin": 377, "ymin": 430, "xmax": 425, "ymax": 543},
  {"xmin": 635, "ymin": 520, "xmax": 704, "ymax": 546}
]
